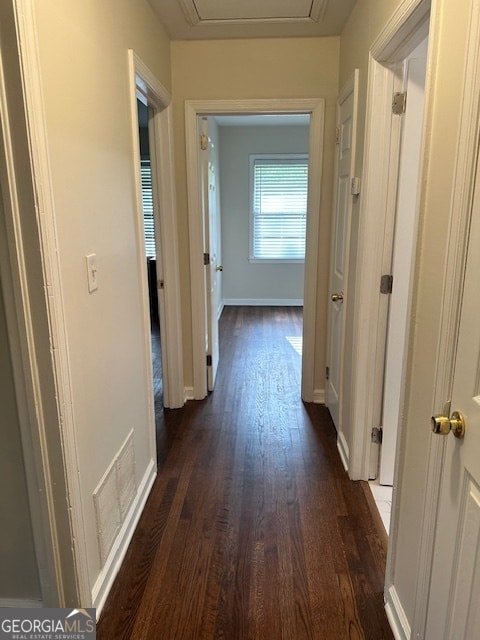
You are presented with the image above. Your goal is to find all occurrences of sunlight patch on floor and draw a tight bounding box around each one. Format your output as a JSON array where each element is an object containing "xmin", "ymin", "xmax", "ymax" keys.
[
  {"xmin": 369, "ymin": 481, "xmax": 393, "ymax": 534},
  {"xmin": 286, "ymin": 336, "xmax": 303, "ymax": 355}
]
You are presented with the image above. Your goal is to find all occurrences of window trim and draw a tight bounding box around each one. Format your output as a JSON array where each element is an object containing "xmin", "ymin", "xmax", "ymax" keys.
[{"xmin": 249, "ymin": 153, "xmax": 308, "ymax": 264}]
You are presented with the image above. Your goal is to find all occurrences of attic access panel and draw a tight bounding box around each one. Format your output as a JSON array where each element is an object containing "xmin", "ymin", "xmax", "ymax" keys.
[{"xmin": 184, "ymin": 0, "xmax": 328, "ymax": 24}]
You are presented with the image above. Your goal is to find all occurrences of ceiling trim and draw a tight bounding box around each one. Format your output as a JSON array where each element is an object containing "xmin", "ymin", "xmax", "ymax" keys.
[
  {"xmin": 178, "ymin": 0, "xmax": 200, "ymax": 26},
  {"xmin": 179, "ymin": 0, "xmax": 328, "ymax": 27}
]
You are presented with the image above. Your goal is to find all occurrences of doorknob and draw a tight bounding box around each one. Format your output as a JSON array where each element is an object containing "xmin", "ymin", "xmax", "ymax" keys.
[
  {"xmin": 331, "ymin": 292, "xmax": 343, "ymax": 303},
  {"xmin": 216, "ymin": 265, "xmax": 223, "ymax": 272},
  {"xmin": 431, "ymin": 411, "xmax": 466, "ymax": 439}
]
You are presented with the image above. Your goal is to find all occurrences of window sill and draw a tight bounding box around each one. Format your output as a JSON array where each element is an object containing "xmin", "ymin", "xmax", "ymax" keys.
[{"xmin": 248, "ymin": 258, "xmax": 305, "ymax": 264}]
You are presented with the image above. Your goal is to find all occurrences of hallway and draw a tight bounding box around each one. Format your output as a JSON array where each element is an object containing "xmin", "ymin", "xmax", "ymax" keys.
[{"xmin": 97, "ymin": 306, "xmax": 393, "ymax": 639}]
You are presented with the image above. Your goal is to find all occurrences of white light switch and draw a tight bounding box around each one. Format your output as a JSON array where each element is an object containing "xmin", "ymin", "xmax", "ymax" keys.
[{"xmin": 86, "ymin": 253, "xmax": 98, "ymax": 293}]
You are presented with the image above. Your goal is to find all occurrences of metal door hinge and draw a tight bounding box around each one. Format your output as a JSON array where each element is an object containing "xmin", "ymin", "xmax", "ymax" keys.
[
  {"xmin": 335, "ymin": 127, "xmax": 340, "ymax": 145},
  {"xmin": 351, "ymin": 177, "xmax": 361, "ymax": 196},
  {"xmin": 200, "ymin": 133, "xmax": 208, "ymax": 151},
  {"xmin": 206, "ymin": 354, "xmax": 212, "ymax": 366},
  {"xmin": 380, "ymin": 274, "xmax": 393, "ymax": 294},
  {"xmin": 326, "ymin": 366, "xmax": 330, "ymax": 380},
  {"xmin": 203, "ymin": 252, "xmax": 210, "ymax": 266},
  {"xmin": 157, "ymin": 279, "xmax": 165, "ymax": 289},
  {"xmin": 371, "ymin": 427, "xmax": 383, "ymax": 444},
  {"xmin": 392, "ymin": 92, "xmax": 407, "ymax": 115}
]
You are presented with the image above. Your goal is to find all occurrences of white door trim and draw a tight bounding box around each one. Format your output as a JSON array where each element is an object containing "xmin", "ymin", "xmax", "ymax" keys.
[
  {"xmin": 410, "ymin": 0, "xmax": 480, "ymax": 635},
  {"xmin": 185, "ymin": 98, "xmax": 325, "ymax": 401},
  {"xmin": 0, "ymin": 90, "xmax": 50, "ymax": 608},
  {"xmin": 348, "ymin": 0, "xmax": 431, "ymax": 635},
  {"xmin": 355, "ymin": 0, "xmax": 480, "ymax": 635},
  {"xmin": 348, "ymin": 0, "xmax": 430, "ymax": 482},
  {"xmin": 3, "ymin": 0, "xmax": 91, "ymax": 605},
  {"xmin": 127, "ymin": 51, "xmax": 184, "ymax": 410}
]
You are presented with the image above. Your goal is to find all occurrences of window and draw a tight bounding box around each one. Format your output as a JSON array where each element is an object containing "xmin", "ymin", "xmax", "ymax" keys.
[
  {"xmin": 250, "ymin": 154, "xmax": 308, "ymax": 262},
  {"xmin": 141, "ymin": 159, "xmax": 155, "ymax": 258}
]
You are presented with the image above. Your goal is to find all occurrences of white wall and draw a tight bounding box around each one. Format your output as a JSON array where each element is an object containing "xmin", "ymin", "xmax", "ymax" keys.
[{"xmin": 219, "ymin": 124, "xmax": 309, "ymax": 304}]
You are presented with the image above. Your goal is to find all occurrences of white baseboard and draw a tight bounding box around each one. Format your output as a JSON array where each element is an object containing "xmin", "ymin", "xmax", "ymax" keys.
[
  {"xmin": 312, "ymin": 388, "xmax": 325, "ymax": 404},
  {"xmin": 92, "ymin": 459, "xmax": 157, "ymax": 618},
  {"xmin": 337, "ymin": 431, "xmax": 349, "ymax": 473},
  {"xmin": 222, "ymin": 298, "xmax": 303, "ymax": 307},
  {"xmin": 385, "ymin": 585, "xmax": 411, "ymax": 640},
  {"xmin": 0, "ymin": 598, "xmax": 43, "ymax": 608}
]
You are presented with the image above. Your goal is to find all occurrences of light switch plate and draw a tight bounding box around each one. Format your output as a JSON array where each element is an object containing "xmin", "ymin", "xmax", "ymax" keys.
[{"xmin": 86, "ymin": 253, "xmax": 98, "ymax": 293}]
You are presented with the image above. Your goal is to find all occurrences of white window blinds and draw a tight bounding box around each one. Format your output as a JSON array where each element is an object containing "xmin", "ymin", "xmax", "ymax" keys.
[
  {"xmin": 141, "ymin": 159, "xmax": 155, "ymax": 258},
  {"xmin": 251, "ymin": 155, "xmax": 308, "ymax": 261}
]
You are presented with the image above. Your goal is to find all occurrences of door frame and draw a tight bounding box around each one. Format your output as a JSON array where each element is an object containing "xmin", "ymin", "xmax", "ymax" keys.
[
  {"xmin": 353, "ymin": 0, "xmax": 480, "ymax": 637},
  {"xmin": 185, "ymin": 98, "xmax": 325, "ymax": 401},
  {"xmin": 326, "ymin": 69, "xmax": 359, "ymax": 466},
  {"xmin": 0, "ymin": 85, "xmax": 55, "ymax": 608},
  {"xmin": 0, "ymin": 0, "xmax": 90, "ymax": 605},
  {"xmin": 127, "ymin": 51, "xmax": 184, "ymax": 410},
  {"xmin": 348, "ymin": 1, "xmax": 431, "ymax": 483},
  {"xmin": 408, "ymin": 0, "xmax": 480, "ymax": 636}
]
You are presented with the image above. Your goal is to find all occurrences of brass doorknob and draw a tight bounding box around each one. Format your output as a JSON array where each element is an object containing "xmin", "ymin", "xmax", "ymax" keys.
[
  {"xmin": 431, "ymin": 411, "xmax": 466, "ymax": 439},
  {"xmin": 216, "ymin": 265, "xmax": 223, "ymax": 272},
  {"xmin": 331, "ymin": 292, "xmax": 343, "ymax": 303}
]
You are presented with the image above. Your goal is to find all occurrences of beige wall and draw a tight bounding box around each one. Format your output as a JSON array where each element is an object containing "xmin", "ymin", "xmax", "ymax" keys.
[
  {"xmin": 171, "ymin": 37, "xmax": 340, "ymax": 392},
  {"xmin": 32, "ymin": 0, "xmax": 171, "ymax": 594},
  {"xmin": 340, "ymin": 0, "xmax": 476, "ymax": 629}
]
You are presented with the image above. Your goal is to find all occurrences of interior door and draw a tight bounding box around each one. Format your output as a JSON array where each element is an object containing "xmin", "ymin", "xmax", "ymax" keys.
[
  {"xmin": 424, "ymin": 145, "xmax": 480, "ymax": 639},
  {"xmin": 200, "ymin": 117, "xmax": 220, "ymax": 391},
  {"xmin": 326, "ymin": 70, "xmax": 359, "ymax": 429},
  {"xmin": 379, "ymin": 38, "xmax": 428, "ymax": 485}
]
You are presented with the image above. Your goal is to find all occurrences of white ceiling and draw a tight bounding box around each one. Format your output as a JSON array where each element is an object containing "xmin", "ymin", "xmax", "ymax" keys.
[{"xmin": 149, "ymin": 0, "xmax": 357, "ymax": 40}]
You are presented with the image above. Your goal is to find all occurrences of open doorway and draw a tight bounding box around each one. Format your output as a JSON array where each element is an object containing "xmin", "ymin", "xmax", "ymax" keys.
[
  {"xmin": 200, "ymin": 113, "xmax": 310, "ymax": 391},
  {"xmin": 185, "ymin": 99, "xmax": 325, "ymax": 402},
  {"xmin": 128, "ymin": 51, "xmax": 184, "ymax": 417},
  {"xmin": 136, "ymin": 99, "xmax": 163, "ymax": 419}
]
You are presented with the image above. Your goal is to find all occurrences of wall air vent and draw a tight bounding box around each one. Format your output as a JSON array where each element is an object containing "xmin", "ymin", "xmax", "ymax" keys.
[{"xmin": 93, "ymin": 430, "xmax": 137, "ymax": 567}]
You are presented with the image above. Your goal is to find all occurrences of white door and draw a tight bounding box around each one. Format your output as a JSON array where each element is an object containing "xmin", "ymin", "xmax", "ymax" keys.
[
  {"xmin": 200, "ymin": 117, "xmax": 220, "ymax": 390},
  {"xmin": 379, "ymin": 38, "xmax": 428, "ymax": 485},
  {"xmin": 424, "ymin": 146, "xmax": 480, "ymax": 639},
  {"xmin": 326, "ymin": 70, "xmax": 359, "ymax": 430}
]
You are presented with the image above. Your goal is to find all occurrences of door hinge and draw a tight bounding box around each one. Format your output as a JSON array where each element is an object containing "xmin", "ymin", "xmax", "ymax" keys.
[
  {"xmin": 206, "ymin": 354, "xmax": 212, "ymax": 367},
  {"xmin": 200, "ymin": 133, "xmax": 208, "ymax": 151},
  {"xmin": 371, "ymin": 426, "xmax": 383, "ymax": 444},
  {"xmin": 157, "ymin": 279, "xmax": 165, "ymax": 290},
  {"xmin": 335, "ymin": 126, "xmax": 340, "ymax": 145},
  {"xmin": 392, "ymin": 92, "xmax": 407, "ymax": 115},
  {"xmin": 203, "ymin": 252, "xmax": 210, "ymax": 266},
  {"xmin": 380, "ymin": 274, "xmax": 394, "ymax": 294},
  {"xmin": 326, "ymin": 366, "xmax": 330, "ymax": 380}
]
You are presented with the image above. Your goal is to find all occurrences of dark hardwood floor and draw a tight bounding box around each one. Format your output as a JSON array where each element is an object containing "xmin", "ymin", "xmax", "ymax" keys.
[{"xmin": 97, "ymin": 306, "xmax": 393, "ymax": 639}]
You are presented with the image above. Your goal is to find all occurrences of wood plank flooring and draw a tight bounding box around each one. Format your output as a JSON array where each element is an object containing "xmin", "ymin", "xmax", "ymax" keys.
[{"xmin": 97, "ymin": 306, "xmax": 393, "ymax": 640}]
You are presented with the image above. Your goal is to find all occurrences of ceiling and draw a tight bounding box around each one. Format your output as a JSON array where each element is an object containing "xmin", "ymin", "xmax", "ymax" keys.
[{"xmin": 148, "ymin": 0, "xmax": 357, "ymax": 40}]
